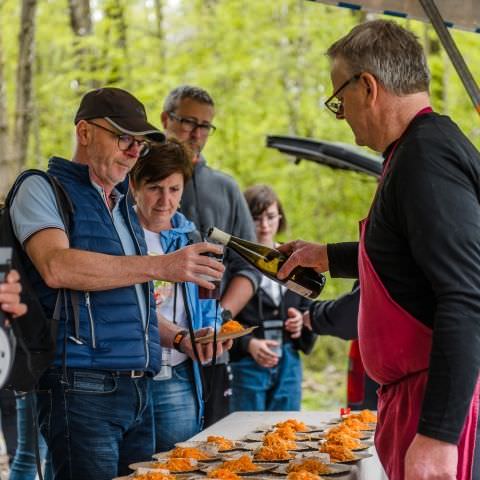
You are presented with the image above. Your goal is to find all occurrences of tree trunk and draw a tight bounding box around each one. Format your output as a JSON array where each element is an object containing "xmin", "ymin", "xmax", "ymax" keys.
[
  {"xmin": 68, "ymin": 0, "xmax": 92, "ymax": 36},
  {"xmin": 13, "ymin": 0, "xmax": 38, "ymax": 176},
  {"xmin": 104, "ymin": 0, "xmax": 129, "ymax": 85},
  {"xmin": 153, "ymin": 0, "xmax": 166, "ymax": 70}
]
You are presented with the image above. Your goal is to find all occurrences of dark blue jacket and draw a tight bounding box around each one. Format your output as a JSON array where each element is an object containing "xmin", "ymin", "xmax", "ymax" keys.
[{"xmin": 25, "ymin": 157, "xmax": 160, "ymax": 372}]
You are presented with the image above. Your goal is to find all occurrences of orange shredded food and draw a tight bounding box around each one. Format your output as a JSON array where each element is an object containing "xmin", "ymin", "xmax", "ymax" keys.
[
  {"xmin": 207, "ymin": 435, "xmax": 234, "ymax": 451},
  {"xmin": 220, "ymin": 320, "xmax": 244, "ymax": 334},
  {"xmin": 275, "ymin": 419, "xmax": 309, "ymax": 432},
  {"xmin": 274, "ymin": 425, "xmax": 297, "ymax": 440},
  {"xmin": 263, "ymin": 431, "xmax": 297, "ymax": 450},
  {"xmin": 287, "ymin": 471, "xmax": 324, "ymax": 480},
  {"xmin": 319, "ymin": 442, "xmax": 356, "ymax": 462},
  {"xmin": 342, "ymin": 417, "xmax": 373, "ymax": 431},
  {"xmin": 349, "ymin": 409, "xmax": 377, "ymax": 423},
  {"xmin": 133, "ymin": 473, "xmax": 175, "ymax": 480},
  {"xmin": 325, "ymin": 434, "xmax": 362, "ymax": 450},
  {"xmin": 253, "ymin": 445, "xmax": 293, "ymax": 461},
  {"xmin": 218, "ymin": 454, "xmax": 259, "ymax": 473},
  {"xmin": 326, "ymin": 424, "xmax": 362, "ymax": 439},
  {"xmin": 168, "ymin": 446, "xmax": 212, "ymax": 460},
  {"xmin": 150, "ymin": 458, "xmax": 195, "ymax": 471},
  {"xmin": 287, "ymin": 458, "xmax": 332, "ymax": 475},
  {"xmin": 207, "ymin": 468, "xmax": 242, "ymax": 480}
]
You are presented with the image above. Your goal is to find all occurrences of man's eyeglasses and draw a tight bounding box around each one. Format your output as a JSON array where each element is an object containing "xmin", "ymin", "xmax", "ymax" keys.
[
  {"xmin": 324, "ymin": 74, "xmax": 361, "ymax": 115},
  {"xmin": 253, "ymin": 213, "xmax": 282, "ymax": 225},
  {"xmin": 168, "ymin": 112, "xmax": 216, "ymax": 136},
  {"xmin": 87, "ymin": 121, "xmax": 151, "ymax": 157}
]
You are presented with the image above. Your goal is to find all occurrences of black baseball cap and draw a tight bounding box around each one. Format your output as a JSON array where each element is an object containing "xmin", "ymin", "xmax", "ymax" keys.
[{"xmin": 74, "ymin": 87, "xmax": 165, "ymax": 143}]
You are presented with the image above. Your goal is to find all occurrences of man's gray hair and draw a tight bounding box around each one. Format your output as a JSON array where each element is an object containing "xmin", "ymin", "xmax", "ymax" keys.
[
  {"xmin": 327, "ymin": 20, "xmax": 430, "ymax": 95},
  {"xmin": 163, "ymin": 85, "xmax": 215, "ymax": 113}
]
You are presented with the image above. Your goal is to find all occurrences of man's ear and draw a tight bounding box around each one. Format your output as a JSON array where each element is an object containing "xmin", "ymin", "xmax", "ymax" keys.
[
  {"xmin": 76, "ymin": 120, "xmax": 91, "ymax": 146},
  {"xmin": 160, "ymin": 111, "xmax": 169, "ymax": 129},
  {"xmin": 361, "ymin": 72, "xmax": 377, "ymax": 106}
]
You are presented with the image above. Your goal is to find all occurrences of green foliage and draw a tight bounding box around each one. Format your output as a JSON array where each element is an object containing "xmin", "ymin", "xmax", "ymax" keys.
[{"xmin": 2, "ymin": 0, "xmax": 479, "ymax": 409}]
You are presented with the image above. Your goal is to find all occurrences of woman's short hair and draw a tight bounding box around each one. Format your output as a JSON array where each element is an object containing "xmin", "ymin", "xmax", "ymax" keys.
[
  {"xmin": 130, "ymin": 138, "xmax": 194, "ymax": 186},
  {"xmin": 243, "ymin": 184, "xmax": 287, "ymax": 233}
]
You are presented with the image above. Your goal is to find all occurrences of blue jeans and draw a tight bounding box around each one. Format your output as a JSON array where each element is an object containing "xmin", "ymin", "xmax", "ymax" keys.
[
  {"xmin": 151, "ymin": 360, "xmax": 201, "ymax": 452},
  {"xmin": 230, "ymin": 343, "xmax": 302, "ymax": 411},
  {"xmin": 10, "ymin": 393, "xmax": 52, "ymax": 480},
  {"xmin": 36, "ymin": 368, "xmax": 154, "ymax": 480}
]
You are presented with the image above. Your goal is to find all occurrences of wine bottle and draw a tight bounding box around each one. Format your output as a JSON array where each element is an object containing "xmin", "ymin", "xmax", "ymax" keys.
[{"xmin": 207, "ymin": 227, "xmax": 326, "ymax": 300}]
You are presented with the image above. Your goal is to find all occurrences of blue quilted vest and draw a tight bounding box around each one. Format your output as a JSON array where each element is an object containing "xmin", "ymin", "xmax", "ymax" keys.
[{"xmin": 24, "ymin": 157, "xmax": 160, "ymax": 372}]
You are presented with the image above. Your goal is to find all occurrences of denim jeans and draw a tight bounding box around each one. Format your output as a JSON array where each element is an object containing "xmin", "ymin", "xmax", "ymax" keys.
[
  {"xmin": 36, "ymin": 368, "xmax": 154, "ymax": 480},
  {"xmin": 151, "ymin": 360, "xmax": 201, "ymax": 452},
  {"xmin": 10, "ymin": 393, "xmax": 52, "ymax": 480},
  {"xmin": 230, "ymin": 342, "xmax": 302, "ymax": 411}
]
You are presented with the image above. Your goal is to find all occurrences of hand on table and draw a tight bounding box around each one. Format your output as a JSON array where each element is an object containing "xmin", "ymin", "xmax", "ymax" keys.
[
  {"xmin": 277, "ymin": 240, "xmax": 328, "ymax": 279},
  {"xmin": 248, "ymin": 338, "xmax": 279, "ymax": 368},
  {"xmin": 284, "ymin": 307, "xmax": 303, "ymax": 339},
  {"xmin": 404, "ymin": 434, "xmax": 457, "ymax": 479},
  {"xmin": 0, "ymin": 270, "xmax": 27, "ymax": 321}
]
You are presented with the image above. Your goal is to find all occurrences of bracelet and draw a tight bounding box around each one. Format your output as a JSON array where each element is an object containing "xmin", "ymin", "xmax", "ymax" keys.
[{"xmin": 173, "ymin": 329, "xmax": 189, "ymax": 353}]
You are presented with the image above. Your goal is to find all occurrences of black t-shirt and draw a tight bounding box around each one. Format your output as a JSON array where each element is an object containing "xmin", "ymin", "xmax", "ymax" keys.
[{"xmin": 328, "ymin": 112, "xmax": 480, "ymax": 444}]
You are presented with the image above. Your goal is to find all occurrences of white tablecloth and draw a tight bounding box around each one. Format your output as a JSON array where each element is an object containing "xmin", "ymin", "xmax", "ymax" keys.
[{"xmin": 191, "ymin": 411, "xmax": 388, "ymax": 480}]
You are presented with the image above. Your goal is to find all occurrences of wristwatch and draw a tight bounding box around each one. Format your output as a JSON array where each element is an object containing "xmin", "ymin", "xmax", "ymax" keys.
[
  {"xmin": 173, "ymin": 329, "xmax": 189, "ymax": 353},
  {"xmin": 221, "ymin": 309, "xmax": 233, "ymax": 323}
]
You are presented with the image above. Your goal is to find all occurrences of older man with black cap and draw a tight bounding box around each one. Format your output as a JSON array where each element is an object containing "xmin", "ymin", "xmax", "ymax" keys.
[{"xmin": 9, "ymin": 87, "xmax": 225, "ymax": 480}]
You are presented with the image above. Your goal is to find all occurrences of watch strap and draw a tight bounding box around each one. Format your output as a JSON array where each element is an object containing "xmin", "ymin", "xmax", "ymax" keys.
[{"xmin": 173, "ymin": 329, "xmax": 189, "ymax": 353}]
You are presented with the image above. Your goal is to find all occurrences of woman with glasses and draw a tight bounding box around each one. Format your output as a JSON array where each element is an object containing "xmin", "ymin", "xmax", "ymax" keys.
[
  {"xmin": 130, "ymin": 140, "xmax": 225, "ymax": 451},
  {"xmin": 229, "ymin": 184, "xmax": 317, "ymax": 411}
]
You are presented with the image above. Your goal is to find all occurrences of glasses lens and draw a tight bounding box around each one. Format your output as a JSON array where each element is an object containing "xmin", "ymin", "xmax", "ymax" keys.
[
  {"xmin": 327, "ymin": 98, "xmax": 342, "ymax": 114},
  {"xmin": 118, "ymin": 134, "xmax": 134, "ymax": 151}
]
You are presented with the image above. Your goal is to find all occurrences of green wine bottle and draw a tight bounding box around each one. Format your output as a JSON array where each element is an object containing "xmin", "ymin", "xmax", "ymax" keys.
[{"xmin": 207, "ymin": 227, "xmax": 326, "ymax": 300}]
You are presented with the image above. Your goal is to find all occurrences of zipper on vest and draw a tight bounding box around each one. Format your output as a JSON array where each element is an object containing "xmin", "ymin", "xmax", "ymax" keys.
[
  {"xmin": 85, "ymin": 292, "xmax": 97, "ymax": 349},
  {"xmin": 125, "ymin": 200, "xmax": 151, "ymax": 369}
]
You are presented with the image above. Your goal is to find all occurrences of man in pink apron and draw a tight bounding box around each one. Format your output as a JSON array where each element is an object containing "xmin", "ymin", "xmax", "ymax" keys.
[{"xmin": 278, "ymin": 19, "xmax": 480, "ymax": 480}]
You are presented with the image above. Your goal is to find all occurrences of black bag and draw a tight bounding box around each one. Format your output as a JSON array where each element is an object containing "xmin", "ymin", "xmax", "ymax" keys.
[{"xmin": 0, "ymin": 169, "xmax": 73, "ymax": 391}]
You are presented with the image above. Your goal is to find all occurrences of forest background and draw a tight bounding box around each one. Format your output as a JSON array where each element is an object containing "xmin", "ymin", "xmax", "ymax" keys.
[{"xmin": 1, "ymin": 0, "xmax": 479, "ymax": 410}]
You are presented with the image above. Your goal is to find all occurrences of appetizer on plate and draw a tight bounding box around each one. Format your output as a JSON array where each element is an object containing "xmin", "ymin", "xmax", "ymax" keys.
[
  {"xmin": 206, "ymin": 436, "xmax": 238, "ymax": 452},
  {"xmin": 129, "ymin": 458, "xmax": 198, "ymax": 473},
  {"xmin": 286, "ymin": 472, "xmax": 324, "ymax": 480},
  {"xmin": 253, "ymin": 445, "xmax": 294, "ymax": 462}
]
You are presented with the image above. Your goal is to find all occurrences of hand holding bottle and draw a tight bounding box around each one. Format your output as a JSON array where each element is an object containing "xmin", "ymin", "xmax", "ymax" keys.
[
  {"xmin": 248, "ymin": 337, "xmax": 280, "ymax": 368},
  {"xmin": 284, "ymin": 307, "xmax": 303, "ymax": 339},
  {"xmin": 276, "ymin": 240, "xmax": 329, "ymax": 279},
  {"xmin": 302, "ymin": 311, "xmax": 312, "ymax": 331}
]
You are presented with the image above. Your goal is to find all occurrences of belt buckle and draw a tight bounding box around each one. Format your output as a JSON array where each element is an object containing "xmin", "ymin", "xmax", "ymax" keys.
[{"xmin": 130, "ymin": 370, "xmax": 144, "ymax": 378}]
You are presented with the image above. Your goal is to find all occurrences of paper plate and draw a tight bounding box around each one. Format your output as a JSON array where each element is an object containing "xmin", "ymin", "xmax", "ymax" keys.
[
  {"xmin": 201, "ymin": 462, "xmax": 278, "ymax": 476},
  {"xmin": 274, "ymin": 462, "xmax": 352, "ymax": 476},
  {"xmin": 331, "ymin": 451, "xmax": 373, "ymax": 464},
  {"xmin": 194, "ymin": 326, "xmax": 257, "ymax": 344},
  {"xmin": 153, "ymin": 449, "xmax": 219, "ymax": 462},
  {"xmin": 129, "ymin": 460, "xmax": 198, "ymax": 473}
]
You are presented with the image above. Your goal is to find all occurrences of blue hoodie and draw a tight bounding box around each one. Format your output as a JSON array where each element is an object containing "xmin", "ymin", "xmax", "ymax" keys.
[{"xmin": 155, "ymin": 211, "xmax": 221, "ymax": 421}]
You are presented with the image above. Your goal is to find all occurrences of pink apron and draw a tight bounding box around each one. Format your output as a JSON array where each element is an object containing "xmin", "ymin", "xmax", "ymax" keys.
[{"xmin": 358, "ymin": 108, "xmax": 480, "ymax": 479}]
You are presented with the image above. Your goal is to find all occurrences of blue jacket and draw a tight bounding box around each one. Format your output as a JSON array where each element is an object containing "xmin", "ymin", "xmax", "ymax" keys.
[
  {"xmin": 24, "ymin": 157, "xmax": 160, "ymax": 372},
  {"xmin": 157, "ymin": 211, "xmax": 221, "ymax": 419}
]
